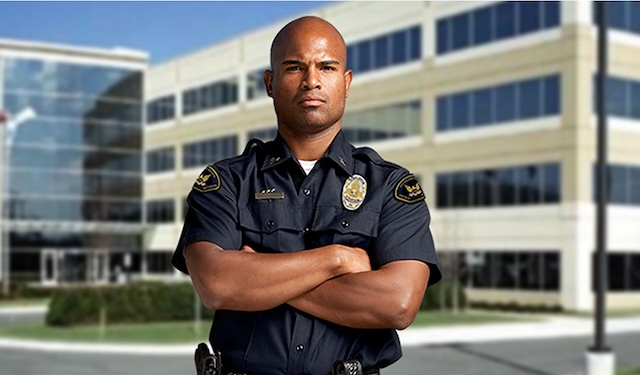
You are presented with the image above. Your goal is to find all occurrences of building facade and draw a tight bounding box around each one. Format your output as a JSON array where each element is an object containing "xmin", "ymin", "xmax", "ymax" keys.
[
  {"xmin": 0, "ymin": 40, "xmax": 146, "ymax": 286},
  {"xmin": 143, "ymin": 1, "xmax": 640, "ymax": 311}
]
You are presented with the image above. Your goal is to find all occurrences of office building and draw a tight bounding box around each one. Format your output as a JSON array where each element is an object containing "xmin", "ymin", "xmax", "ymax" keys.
[
  {"xmin": 142, "ymin": 1, "xmax": 640, "ymax": 311},
  {"xmin": 0, "ymin": 39, "xmax": 146, "ymax": 285}
]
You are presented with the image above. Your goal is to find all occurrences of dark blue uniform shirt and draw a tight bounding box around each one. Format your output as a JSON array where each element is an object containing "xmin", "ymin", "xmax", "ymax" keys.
[{"xmin": 173, "ymin": 131, "xmax": 441, "ymax": 375}]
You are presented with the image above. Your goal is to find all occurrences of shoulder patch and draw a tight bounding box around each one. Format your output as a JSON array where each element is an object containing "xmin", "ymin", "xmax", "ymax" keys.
[
  {"xmin": 193, "ymin": 166, "xmax": 221, "ymax": 193},
  {"xmin": 394, "ymin": 174, "xmax": 425, "ymax": 204}
]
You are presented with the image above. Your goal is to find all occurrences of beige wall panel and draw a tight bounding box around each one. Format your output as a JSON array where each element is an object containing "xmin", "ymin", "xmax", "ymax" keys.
[
  {"xmin": 608, "ymin": 293, "xmax": 640, "ymax": 310},
  {"xmin": 145, "ymin": 224, "xmax": 182, "ymax": 251},
  {"xmin": 179, "ymin": 40, "xmax": 241, "ymax": 87},
  {"xmin": 146, "ymin": 62, "xmax": 179, "ymax": 96},
  {"xmin": 144, "ymin": 175, "xmax": 179, "ymax": 197}
]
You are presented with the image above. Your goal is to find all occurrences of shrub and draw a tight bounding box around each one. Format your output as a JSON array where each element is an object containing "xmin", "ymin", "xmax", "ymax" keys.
[
  {"xmin": 420, "ymin": 281, "xmax": 467, "ymax": 311},
  {"xmin": 46, "ymin": 282, "xmax": 214, "ymax": 326}
]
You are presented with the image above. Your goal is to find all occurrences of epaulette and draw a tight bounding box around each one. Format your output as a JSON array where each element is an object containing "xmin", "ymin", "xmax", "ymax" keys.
[
  {"xmin": 353, "ymin": 146, "xmax": 401, "ymax": 169},
  {"xmin": 242, "ymin": 138, "xmax": 265, "ymax": 156}
]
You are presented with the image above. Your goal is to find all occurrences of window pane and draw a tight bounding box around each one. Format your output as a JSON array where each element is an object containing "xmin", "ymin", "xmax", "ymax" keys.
[
  {"xmin": 451, "ymin": 172, "xmax": 470, "ymax": 207},
  {"xmin": 473, "ymin": 88, "xmax": 493, "ymax": 125},
  {"xmin": 498, "ymin": 168, "xmax": 517, "ymax": 205},
  {"xmin": 452, "ymin": 13, "xmax": 470, "ymax": 51},
  {"xmin": 409, "ymin": 26, "xmax": 421, "ymax": 60},
  {"xmin": 471, "ymin": 171, "xmax": 487, "ymax": 207},
  {"xmin": 519, "ymin": 78, "xmax": 542, "ymax": 119},
  {"xmin": 495, "ymin": 252, "xmax": 517, "ymax": 289},
  {"xmin": 542, "ymin": 252, "xmax": 560, "ymax": 291},
  {"xmin": 631, "ymin": 1, "xmax": 640, "ymax": 34},
  {"xmin": 630, "ymin": 254, "xmax": 640, "ymax": 290},
  {"xmin": 543, "ymin": 75, "xmax": 561, "ymax": 115},
  {"xmin": 347, "ymin": 45, "xmax": 356, "ymax": 72},
  {"xmin": 542, "ymin": 163, "xmax": 561, "ymax": 203},
  {"xmin": 607, "ymin": 77, "xmax": 628, "ymax": 117},
  {"xmin": 518, "ymin": 166, "xmax": 541, "ymax": 204},
  {"xmin": 436, "ymin": 96, "xmax": 450, "ymax": 131},
  {"xmin": 496, "ymin": 2, "xmax": 517, "ymax": 40},
  {"xmin": 519, "ymin": 253, "xmax": 541, "ymax": 290},
  {"xmin": 473, "ymin": 6, "xmax": 493, "ymax": 45},
  {"xmin": 451, "ymin": 93, "xmax": 470, "ymax": 129},
  {"xmin": 631, "ymin": 82, "xmax": 640, "ymax": 120},
  {"xmin": 437, "ymin": 19, "xmax": 450, "ymax": 54},
  {"xmin": 608, "ymin": 254, "xmax": 627, "ymax": 291},
  {"xmin": 607, "ymin": 1, "xmax": 627, "ymax": 30},
  {"xmin": 373, "ymin": 35, "xmax": 389, "ymax": 69},
  {"xmin": 543, "ymin": 1, "xmax": 561, "ymax": 28},
  {"xmin": 482, "ymin": 170, "xmax": 497, "ymax": 206},
  {"xmin": 358, "ymin": 41, "xmax": 371, "ymax": 72},
  {"xmin": 471, "ymin": 252, "xmax": 492, "ymax": 288},
  {"xmin": 495, "ymin": 83, "xmax": 516, "ymax": 122},
  {"xmin": 391, "ymin": 30, "xmax": 408, "ymax": 64},
  {"xmin": 519, "ymin": 1, "xmax": 541, "ymax": 34},
  {"xmin": 629, "ymin": 167, "xmax": 640, "ymax": 205},
  {"xmin": 608, "ymin": 165, "xmax": 628, "ymax": 204},
  {"xmin": 436, "ymin": 174, "xmax": 450, "ymax": 208}
]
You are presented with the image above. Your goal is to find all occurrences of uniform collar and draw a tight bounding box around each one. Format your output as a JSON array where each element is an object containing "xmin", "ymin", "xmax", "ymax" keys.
[{"xmin": 260, "ymin": 130, "xmax": 354, "ymax": 175}]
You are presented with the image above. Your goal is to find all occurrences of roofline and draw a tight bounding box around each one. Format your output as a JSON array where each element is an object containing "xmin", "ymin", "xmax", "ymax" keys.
[{"xmin": 0, "ymin": 38, "xmax": 148, "ymax": 62}]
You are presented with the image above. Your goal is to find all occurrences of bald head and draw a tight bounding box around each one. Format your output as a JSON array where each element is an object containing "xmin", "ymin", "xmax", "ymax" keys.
[{"xmin": 270, "ymin": 16, "xmax": 347, "ymax": 70}]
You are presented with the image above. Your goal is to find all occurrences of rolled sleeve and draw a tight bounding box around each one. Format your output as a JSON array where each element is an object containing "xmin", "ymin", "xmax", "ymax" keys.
[
  {"xmin": 171, "ymin": 164, "xmax": 241, "ymax": 274},
  {"xmin": 371, "ymin": 170, "xmax": 442, "ymax": 286}
]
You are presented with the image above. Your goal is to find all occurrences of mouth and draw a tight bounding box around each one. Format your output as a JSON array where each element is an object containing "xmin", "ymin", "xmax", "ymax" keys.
[{"xmin": 299, "ymin": 96, "xmax": 325, "ymax": 107}]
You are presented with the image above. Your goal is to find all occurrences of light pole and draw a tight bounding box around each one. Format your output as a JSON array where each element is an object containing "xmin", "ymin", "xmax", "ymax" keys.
[{"xmin": 0, "ymin": 107, "xmax": 36, "ymax": 296}]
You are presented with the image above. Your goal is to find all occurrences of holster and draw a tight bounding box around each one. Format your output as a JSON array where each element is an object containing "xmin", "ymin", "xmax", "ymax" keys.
[{"xmin": 195, "ymin": 342, "xmax": 222, "ymax": 375}]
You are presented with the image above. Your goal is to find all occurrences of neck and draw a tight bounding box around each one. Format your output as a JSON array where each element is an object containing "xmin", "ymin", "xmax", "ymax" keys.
[{"xmin": 278, "ymin": 124, "xmax": 340, "ymax": 161}]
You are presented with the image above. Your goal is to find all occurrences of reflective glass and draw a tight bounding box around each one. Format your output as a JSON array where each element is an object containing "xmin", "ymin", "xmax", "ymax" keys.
[
  {"xmin": 437, "ymin": 19, "xmax": 450, "ymax": 54},
  {"xmin": 495, "ymin": 252, "xmax": 517, "ymax": 289},
  {"xmin": 542, "ymin": 163, "xmax": 561, "ymax": 203},
  {"xmin": 543, "ymin": 75, "xmax": 561, "ymax": 115},
  {"xmin": 543, "ymin": 1, "xmax": 561, "ymax": 28},
  {"xmin": 606, "ymin": 1, "xmax": 628, "ymax": 30},
  {"xmin": 519, "ymin": 78, "xmax": 541, "ymax": 119},
  {"xmin": 629, "ymin": 167, "xmax": 640, "ymax": 205},
  {"xmin": 452, "ymin": 13, "xmax": 470, "ymax": 50},
  {"xmin": 608, "ymin": 254, "xmax": 627, "ymax": 291},
  {"xmin": 451, "ymin": 172, "xmax": 470, "ymax": 207},
  {"xmin": 451, "ymin": 93, "xmax": 470, "ymax": 129},
  {"xmin": 495, "ymin": 2, "xmax": 516, "ymax": 40},
  {"xmin": 630, "ymin": 82, "xmax": 640, "ymax": 119},
  {"xmin": 606, "ymin": 77, "xmax": 628, "ymax": 117},
  {"xmin": 347, "ymin": 45, "xmax": 356, "ymax": 72},
  {"xmin": 519, "ymin": 1, "xmax": 541, "ymax": 34},
  {"xmin": 473, "ymin": 6, "xmax": 493, "ymax": 45},
  {"xmin": 436, "ymin": 174, "xmax": 450, "ymax": 208},
  {"xmin": 436, "ymin": 96, "xmax": 450, "ymax": 131},
  {"xmin": 391, "ymin": 30, "xmax": 408, "ymax": 65},
  {"xmin": 357, "ymin": 41, "xmax": 371, "ymax": 72},
  {"xmin": 498, "ymin": 168, "xmax": 517, "ymax": 205},
  {"xmin": 373, "ymin": 35, "xmax": 389, "ymax": 69},
  {"xmin": 631, "ymin": 1, "xmax": 640, "ymax": 33},
  {"xmin": 519, "ymin": 253, "xmax": 541, "ymax": 290},
  {"xmin": 11, "ymin": 146, "xmax": 140, "ymax": 173},
  {"xmin": 10, "ymin": 197, "xmax": 141, "ymax": 222},
  {"xmin": 495, "ymin": 83, "xmax": 516, "ymax": 122},
  {"xmin": 472, "ymin": 88, "xmax": 493, "ymax": 125},
  {"xmin": 630, "ymin": 254, "xmax": 640, "ymax": 290},
  {"xmin": 409, "ymin": 26, "xmax": 421, "ymax": 60},
  {"xmin": 542, "ymin": 252, "xmax": 560, "ymax": 291},
  {"xmin": 518, "ymin": 166, "xmax": 541, "ymax": 204},
  {"xmin": 608, "ymin": 165, "xmax": 628, "ymax": 204}
]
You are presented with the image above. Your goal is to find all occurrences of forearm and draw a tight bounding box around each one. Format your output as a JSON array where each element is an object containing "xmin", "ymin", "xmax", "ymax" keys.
[
  {"xmin": 185, "ymin": 242, "xmax": 366, "ymax": 312},
  {"xmin": 289, "ymin": 261, "xmax": 429, "ymax": 330}
]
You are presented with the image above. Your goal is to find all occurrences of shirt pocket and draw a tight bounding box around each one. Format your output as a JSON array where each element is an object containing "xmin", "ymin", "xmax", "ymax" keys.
[
  {"xmin": 238, "ymin": 201, "xmax": 301, "ymax": 253},
  {"xmin": 310, "ymin": 206, "xmax": 380, "ymax": 250}
]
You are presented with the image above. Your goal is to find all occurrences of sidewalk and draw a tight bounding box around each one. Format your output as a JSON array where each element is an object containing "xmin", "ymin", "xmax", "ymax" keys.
[{"xmin": 0, "ymin": 311, "xmax": 639, "ymax": 355}]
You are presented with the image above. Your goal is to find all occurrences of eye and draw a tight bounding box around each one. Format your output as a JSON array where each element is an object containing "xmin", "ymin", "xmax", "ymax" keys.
[
  {"xmin": 286, "ymin": 66, "xmax": 301, "ymax": 71},
  {"xmin": 321, "ymin": 66, "xmax": 337, "ymax": 71}
]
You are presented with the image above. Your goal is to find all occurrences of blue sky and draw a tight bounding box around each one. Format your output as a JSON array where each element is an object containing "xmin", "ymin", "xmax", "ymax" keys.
[{"xmin": 0, "ymin": 1, "xmax": 329, "ymax": 64}]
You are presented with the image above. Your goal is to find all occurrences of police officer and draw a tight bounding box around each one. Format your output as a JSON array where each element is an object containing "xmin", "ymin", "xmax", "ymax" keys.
[{"xmin": 173, "ymin": 16, "xmax": 441, "ymax": 375}]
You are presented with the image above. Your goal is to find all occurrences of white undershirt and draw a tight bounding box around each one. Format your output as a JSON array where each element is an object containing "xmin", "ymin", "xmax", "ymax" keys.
[{"xmin": 298, "ymin": 159, "xmax": 318, "ymax": 175}]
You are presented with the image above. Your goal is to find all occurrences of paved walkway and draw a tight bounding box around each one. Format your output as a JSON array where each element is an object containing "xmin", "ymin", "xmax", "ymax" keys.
[{"xmin": 1, "ymin": 305, "xmax": 639, "ymax": 355}]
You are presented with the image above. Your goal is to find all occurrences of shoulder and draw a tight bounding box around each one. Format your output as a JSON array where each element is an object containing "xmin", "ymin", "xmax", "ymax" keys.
[{"xmin": 353, "ymin": 146, "xmax": 425, "ymax": 204}]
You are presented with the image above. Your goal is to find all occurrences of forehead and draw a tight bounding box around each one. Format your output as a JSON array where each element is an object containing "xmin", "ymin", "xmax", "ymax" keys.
[{"xmin": 273, "ymin": 24, "xmax": 346, "ymax": 62}]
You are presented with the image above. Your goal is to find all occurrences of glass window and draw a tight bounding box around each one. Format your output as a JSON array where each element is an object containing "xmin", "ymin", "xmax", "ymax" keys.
[
  {"xmin": 437, "ymin": 19, "xmax": 450, "ymax": 54},
  {"xmin": 542, "ymin": 163, "xmax": 561, "ymax": 203},
  {"xmin": 451, "ymin": 93, "xmax": 470, "ymax": 129},
  {"xmin": 247, "ymin": 68, "xmax": 268, "ymax": 100},
  {"xmin": 472, "ymin": 88, "xmax": 493, "ymax": 125},
  {"xmin": 357, "ymin": 40, "xmax": 371, "ymax": 73},
  {"xmin": 631, "ymin": 81, "xmax": 640, "ymax": 120},
  {"xmin": 608, "ymin": 253, "xmax": 628, "ymax": 291},
  {"xmin": 436, "ymin": 96, "xmax": 450, "ymax": 131},
  {"xmin": 543, "ymin": 1, "xmax": 561, "ymax": 28},
  {"xmin": 409, "ymin": 26, "xmax": 421, "ymax": 60},
  {"xmin": 147, "ymin": 147, "xmax": 174, "ymax": 173},
  {"xmin": 436, "ymin": 174, "xmax": 450, "ymax": 208},
  {"xmin": 629, "ymin": 167, "xmax": 640, "ymax": 205},
  {"xmin": 473, "ymin": 6, "xmax": 493, "ymax": 45},
  {"xmin": 608, "ymin": 165, "xmax": 628, "ymax": 204},
  {"xmin": 543, "ymin": 75, "xmax": 561, "ymax": 115},
  {"xmin": 471, "ymin": 252, "xmax": 493, "ymax": 288},
  {"xmin": 519, "ymin": 253, "xmax": 542, "ymax": 290},
  {"xmin": 606, "ymin": 77, "xmax": 628, "ymax": 117},
  {"xmin": 518, "ymin": 166, "xmax": 541, "ymax": 204},
  {"xmin": 373, "ymin": 35, "xmax": 389, "ymax": 69},
  {"xmin": 630, "ymin": 254, "xmax": 640, "ymax": 290},
  {"xmin": 347, "ymin": 45, "xmax": 356, "ymax": 72},
  {"xmin": 607, "ymin": 1, "xmax": 628, "ymax": 30},
  {"xmin": 631, "ymin": 1, "xmax": 640, "ymax": 34},
  {"xmin": 519, "ymin": 78, "xmax": 542, "ymax": 119},
  {"xmin": 495, "ymin": 83, "xmax": 516, "ymax": 123},
  {"xmin": 451, "ymin": 172, "xmax": 470, "ymax": 207},
  {"xmin": 542, "ymin": 252, "xmax": 560, "ymax": 291},
  {"xmin": 391, "ymin": 30, "xmax": 408, "ymax": 65},
  {"xmin": 481, "ymin": 170, "xmax": 498, "ymax": 206},
  {"xmin": 498, "ymin": 168, "xmax": 517, "ymax": 205},
  {"xmin": 470, "ymin": 171, "xmax": 488, "ymax": 207},
  {"xmin": 519, "ymin": 1, "xmax": 541, "ymax": 35},
  {"xmin": 146, "ymin": 199, "xmax": 175, "ymax": 223},
  {"xmin": 496, "ymin": 2, "xmax": 517, "ymax": 40},
  {"xmin": 452, "ymin": 13, "xmax": 471, "ymax": 51},
  {"xmin": 495, "ymin": 252, "xmax": 517, "ymax": 289}
]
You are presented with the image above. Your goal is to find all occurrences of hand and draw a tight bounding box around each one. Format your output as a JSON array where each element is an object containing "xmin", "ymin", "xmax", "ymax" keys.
[{"xmin": 332, "ymin": 245, "xmax": 371, "ymax": 275}]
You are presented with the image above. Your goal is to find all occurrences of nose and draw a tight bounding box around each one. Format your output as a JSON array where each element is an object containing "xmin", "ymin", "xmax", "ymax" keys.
[{"xmin": 301, "ymin": 66, "xmax": 322, "ymax": 91}]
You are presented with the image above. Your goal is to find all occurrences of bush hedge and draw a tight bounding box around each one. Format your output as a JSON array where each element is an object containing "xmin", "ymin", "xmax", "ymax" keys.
[
  {"xmin": 46, "ymin": 282, "xmax": 214, "ymax": 327},
  {"xmin": 420, "ymin": 281, "xmax": 467, "ymax": 311}
]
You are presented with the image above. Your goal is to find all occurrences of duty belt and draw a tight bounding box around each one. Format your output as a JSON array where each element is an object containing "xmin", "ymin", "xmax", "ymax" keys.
[{"xmin": 194, "ymin": 342, "xmax": 380, "ymax": 375}]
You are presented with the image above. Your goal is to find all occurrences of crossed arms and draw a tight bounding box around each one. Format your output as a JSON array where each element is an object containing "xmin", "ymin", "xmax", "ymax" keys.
[{"xmin": 184, "ymin": 241, "xmax": 430, "ymax": 330}]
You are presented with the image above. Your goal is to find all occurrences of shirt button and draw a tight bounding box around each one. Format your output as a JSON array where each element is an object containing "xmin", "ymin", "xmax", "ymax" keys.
[
  {"xmin": 304, "ymin": 227, "xmax": 310, "ymax": 232},
  {"xmin": 341, "ymin": 220, "xmax": 349, "ymax": 228},
  {"xmin": 303, "ymin": 188, "xmax": 311, "ymax": 196},
  {"xmin": 296, "ymin": 344, "xmax": 304, "ymax": 352},
  {"xmin": 266, "ymin": 220, "xmax": 275, "ymax": 227}
]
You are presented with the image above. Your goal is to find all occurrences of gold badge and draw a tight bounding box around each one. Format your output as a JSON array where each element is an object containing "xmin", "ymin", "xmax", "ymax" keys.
[
  {"xmin": 342, "ymin": 174, "xmax": 367, "ymax": 210},
  {"xmin": 192, "ymin": 166, "xmax": 221, "ymax": 193}
]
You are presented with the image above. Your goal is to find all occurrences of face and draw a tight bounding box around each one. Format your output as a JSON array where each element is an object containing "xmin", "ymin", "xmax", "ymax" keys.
[{"xmin": 265, "ymin": 20, "xmax": 352, "ymax": 137}]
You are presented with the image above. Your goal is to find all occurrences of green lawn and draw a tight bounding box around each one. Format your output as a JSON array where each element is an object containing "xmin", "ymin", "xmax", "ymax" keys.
[
  {"xmin": 0, "ymin": 298, "xmax": 49, "ymax": 307},
  {"xmin": 619, "ymin": 367, "xmax": 640, "ymax": 375},
  {"xmin": 0, "ymin": 311, "xmax": 521, "ymax": 344}
]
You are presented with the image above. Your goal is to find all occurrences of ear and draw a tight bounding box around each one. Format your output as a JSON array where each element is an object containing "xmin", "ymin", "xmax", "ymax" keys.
[
  {"xmin": 344, "ymin": 69, "xmax": 353, "ymax": 98},
  {"xmin": 264, "ymin": 70, "xmax": 274, "ymax": 97}
]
